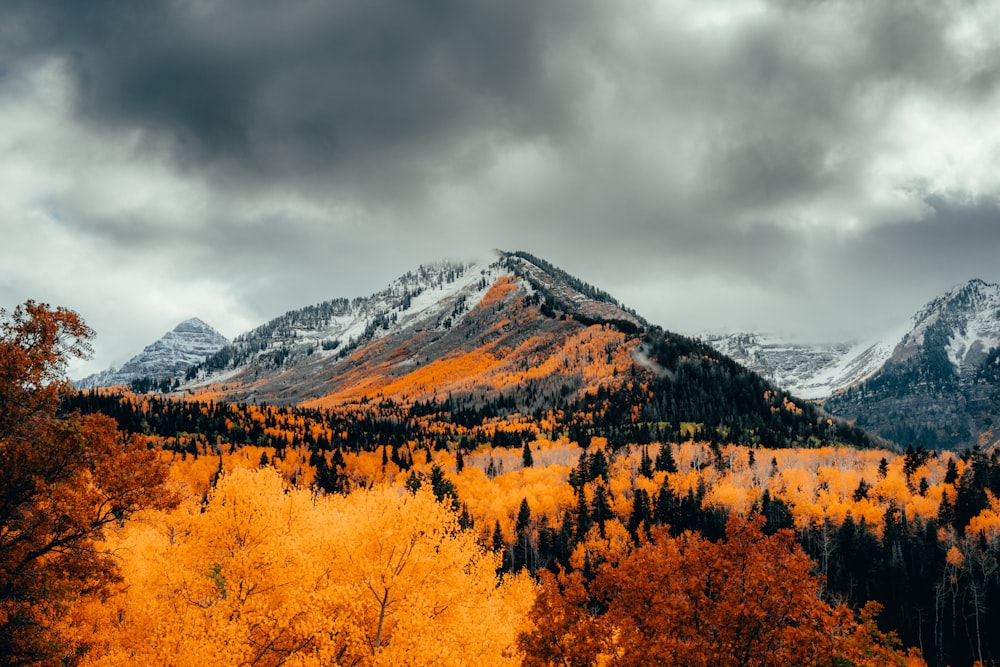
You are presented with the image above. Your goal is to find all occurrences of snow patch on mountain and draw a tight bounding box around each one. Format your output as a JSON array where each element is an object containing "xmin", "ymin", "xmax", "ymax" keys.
[
  {"xmin": 939, "ymin": 281, "xmax": 1000, "ymax": 373},
  {"xmin": 703, "ymin": 320, "xmax": 922, "ymax": 400}
]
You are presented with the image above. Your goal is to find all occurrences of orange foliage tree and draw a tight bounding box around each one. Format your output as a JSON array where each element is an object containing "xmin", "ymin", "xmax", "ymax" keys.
[
  {"xmin": 521, "ymin": 515, "xmax": 926, "ymax": 667},
  {"xmin": 0, "ymin": 301, "xmax": 175, "ymax": 665}
]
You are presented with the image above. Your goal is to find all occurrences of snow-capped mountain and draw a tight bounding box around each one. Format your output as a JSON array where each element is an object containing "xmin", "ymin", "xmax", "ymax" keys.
[
  {"xmin": 184, "ymin": 250, "xmax": 646, "ymax": 407},
  {"xmin": 76, "ymin": 318, "xmax": 229, "ymax": 389},
  {"xmin": 892, "ymin": 278, "xmax": 1000, "ymax": 376},
  {"xmin": 707, "ymin": 279, "xmax": 1000, "ymax": 450},
  {"xmin": 824, "ymin": 279, "xmax": 1000, "ymax": 450},
  {"xmin": 85, "ymin": 250, "xmax": 875, "ymax": 451},
  {"xmin": 700, "ymin": 333, "xmax": 889, "ymax": 400}
]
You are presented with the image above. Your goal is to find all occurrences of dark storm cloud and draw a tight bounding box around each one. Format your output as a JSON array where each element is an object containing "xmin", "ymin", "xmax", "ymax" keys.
[
  {"xmin": 846, "ymin": 198, "xmax": 1000, "ymax": 285},
  {"xmin": 1, "ymin": 0, "xmax": 596, "ymax": 205},
  {"xmin": 4, "ymin": 0, "xmax": 994, "ymax": 234}
]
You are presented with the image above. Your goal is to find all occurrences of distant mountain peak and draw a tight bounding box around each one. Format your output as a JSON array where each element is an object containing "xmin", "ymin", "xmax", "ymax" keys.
[
  {"xmin": 75, "ymin": 318, "xmax": 229, "ymax": 389},
  {"xmin": 913, "ymin": 278, "xmax": 999, "ymax": 323},
  {"xmin": 181, "ymin": 251, "xmax": 647, "ymax": 405},
  {"xmin": 948, "ymin": 277, "xmax": 996, "ymax": 295},
  {"xmin": 175, "ymin": 317, "xmax": 215, "ymax": 331},
  {"xmin": 708, "ymin": 278, "xmax": 1000, "ymax": 450}
]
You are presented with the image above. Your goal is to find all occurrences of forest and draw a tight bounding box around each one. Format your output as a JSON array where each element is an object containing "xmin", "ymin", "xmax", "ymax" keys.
[{"xmin": 4, "ymin": 302, "xmax": 1000, "ymax": 666}]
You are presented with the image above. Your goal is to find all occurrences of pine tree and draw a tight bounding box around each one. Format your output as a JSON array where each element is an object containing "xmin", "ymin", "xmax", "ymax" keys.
[
  {"xmin": 655, "ymin": 442, "xmax": 678, "ymax": 473},
  {"xmin": 591, "ymin": 483, "xmax": 612, "ymax": 536},
  {"xmin": 639, "ymin": 447, "xmax": 654, "ymax": 478},
  {"xmin": 628, "ymin": 488, "xmax": 651, "ymax": 538},
  {"xmin": 514, "ymin": 498, "xmax": 534, "ymax": 572}
]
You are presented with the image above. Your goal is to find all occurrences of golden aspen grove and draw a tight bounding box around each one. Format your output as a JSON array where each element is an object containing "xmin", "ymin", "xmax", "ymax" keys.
[{"xmin": 8, "ymin": 299, "xmax": 1000, "ymax": 666}]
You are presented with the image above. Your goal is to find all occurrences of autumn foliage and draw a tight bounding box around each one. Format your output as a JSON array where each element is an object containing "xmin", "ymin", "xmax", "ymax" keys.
[
  {"xmin": 16, "ymin": 300, "xmax": 1000, "ymax": 664},
  {"xmin": 78, "ymin": 467, "xmax": 535, "ymax": 666},
  {"xmin": 0, "ymin": 302, "xmax": 174, "ymax": 664},
  {"xmin": 521, "ymin": 516, "xmax": 925, "ymax": 667}
]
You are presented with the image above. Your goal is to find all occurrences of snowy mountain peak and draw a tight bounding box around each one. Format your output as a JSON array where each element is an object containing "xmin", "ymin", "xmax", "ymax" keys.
[
  {"xmin": 174, "ymin": 317, "xmax": 217, "ymax": 334},
  {"xmin": 897, "ymin": 278, "xmax": 1000, "ymax": 373},
  {"xmin": 182, "ymin": 250, "xmax": 645, "ymax": 405},
  {"xmin": 75, "ymin": 318, "xmax": 229, "ymax": 389},
  {"xmin": 705, "ymin": 279, "xmax": 1000, "ymax": 450},
  {"xmin": 704, "ymin": 279, "xmax": 1000, "ymax": 401}
]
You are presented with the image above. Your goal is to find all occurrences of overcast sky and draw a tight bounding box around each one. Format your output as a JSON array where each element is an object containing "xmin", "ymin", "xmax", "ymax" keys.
[{"xmin": 2, "ymin": 0, "xmax": 1000, "ymax": 378}]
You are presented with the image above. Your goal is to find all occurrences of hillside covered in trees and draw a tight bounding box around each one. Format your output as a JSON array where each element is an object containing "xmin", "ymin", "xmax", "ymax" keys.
[
  {"xmin": 7, "ymin": 278, "xmax": 1000, "ymax": 665},
  {"xmin": 64, "ymin": 368, "xmax": 1000, "ymax": 665}
]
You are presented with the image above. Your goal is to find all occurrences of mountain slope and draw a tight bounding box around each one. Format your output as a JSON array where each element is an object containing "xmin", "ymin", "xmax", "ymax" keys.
[
  {"xmin": 76, "ymin": 318, "xmax": 229, "ymax": 389},
  {"xmin": 176, "ymin": 250, "xmax": 874, "ymax": 450},
  {"xmin": 824, "ymin": 279, "xmax": 1000, "ymax": 450},
  {"xmin": 185, "ymin": 252, "xmax": 645, "ymax": 408},
  {"xmin": 707, "ymin": 279, "xmax": 1000, "ymax": 450},
  {"xmin": 703, "ymin": 323, "xmax": 913, "ymax": 401}
]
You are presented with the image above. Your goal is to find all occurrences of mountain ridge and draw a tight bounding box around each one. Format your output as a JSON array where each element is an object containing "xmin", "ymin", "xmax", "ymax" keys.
[
  {"xmin": 182, "ymin": 251, "xmax": 648, "ymax": 408},
  {"xmin": 706, "ymin": 278, "xmax": 1000, "ymax": 450},
  {"xmin": 104, "ymin": 249, "xmax": 876, "ymax": 452}
]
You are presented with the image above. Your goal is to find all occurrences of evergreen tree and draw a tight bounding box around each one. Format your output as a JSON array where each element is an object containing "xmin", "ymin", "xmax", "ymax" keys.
[
  {"xmin": 639, "ymin": 447, "xmax": 654, "ymax": 478},
  {"xmin": 944, "ymin": 457, "xmax": 959, "ymax": 485},
  {"xmin": 591, "ymin": 483, "xmax": 612, "ymax": 537},
  {"xmin": 655, "ymin": 441, "xmax": 678, "ymax": 473},
  {"xmin": 589, "ymin": 450, "xmax": 610, "ymax": 482},
  {"xmin": 514, "ymin": 498, "xmax": 535, "ymax": 572},
  {"xmin": 429, "ymin": 464, "xmax": 460, "ymax": 512},
  {"xmin": 627, "ymin": 488, "xmax": 651, "ymax": 538},
  {"xmin": 522, "ymin": 440, "xmax": 534, "ymax": 468}
]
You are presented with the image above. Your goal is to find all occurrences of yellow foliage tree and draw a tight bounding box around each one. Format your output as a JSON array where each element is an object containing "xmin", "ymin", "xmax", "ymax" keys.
[{"xmin": 80, "ymin": 467, "xmax": 535, "ymax": 666}]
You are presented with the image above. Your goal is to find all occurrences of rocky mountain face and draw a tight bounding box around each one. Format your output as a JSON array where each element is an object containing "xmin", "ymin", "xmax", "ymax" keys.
[
  {"xmin": 76, "ymin": 318, "xmax": 229, "ymax": 389},
  {"xmin": 824, "ymin": 279, "xmax": 1000, "ymax": 450},
  {"xmin": 707, "ymin": 279, "xmax": 1000, "ymax": 451},
  {"xmin": 700, "ymin": 333, "xmax": 883, "ymax": 400}
]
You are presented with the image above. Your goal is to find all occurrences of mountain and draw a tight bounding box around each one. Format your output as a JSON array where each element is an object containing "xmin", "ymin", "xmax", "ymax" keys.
[
  {"xmin": 184, "ymin": 251, "xmax": 645, "ymax": 407},
  {"xmin": 707, "ymin": 279, "xmax": 1000, "ymax": 450},
  {"xmin": 174, "ymin": 250, "xmax": 874, "ymax": 450},
  {"xmin": 76, "ymin": 318, "xmax": 229, "ymax": 389},
  {"xmin": 701, "ymin": 326, "xmax": 909, "ymax": 401},
  {"xmin": 824, "ymin": 279, "xmax": 1000, "ymax": 450}
]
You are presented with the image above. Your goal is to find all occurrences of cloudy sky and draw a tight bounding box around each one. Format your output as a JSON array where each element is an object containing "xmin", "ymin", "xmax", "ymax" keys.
[{"xmin": 2, "ymin": 0, "xmax": 1000, "ymax": 378}]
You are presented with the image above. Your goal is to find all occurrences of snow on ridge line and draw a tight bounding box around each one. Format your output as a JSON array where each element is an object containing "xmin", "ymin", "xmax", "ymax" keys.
[
  {"xmin": 186, "ymin": 256, "xmax": 516, "ymax": 385},
  {"xmin": 698, "ymin": 317, "xmax": 914, "ymax": 401}
]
